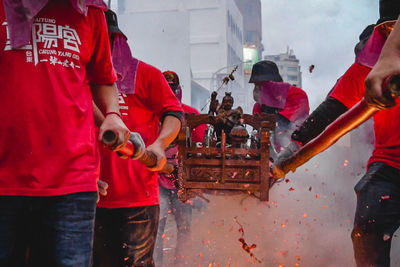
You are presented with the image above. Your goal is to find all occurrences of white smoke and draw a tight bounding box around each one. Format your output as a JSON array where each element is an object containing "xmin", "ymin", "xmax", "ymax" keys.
[{"xmin": 158, "ymin": 129, "xmax": 400, "ymax": 266}]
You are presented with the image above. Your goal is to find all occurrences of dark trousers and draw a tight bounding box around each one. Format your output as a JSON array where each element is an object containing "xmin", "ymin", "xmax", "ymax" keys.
[
  {"xmin": 93, "ymin": 205, "xmax": 160, "ymax": 267},
  {"xmin": 154, "ymin": 186, "xmax": 192, "ymax": 266},
  {"xmin": 351, "ymin": 162, "xmax": 400, "ymax": 267},
  {"xmin": 0, "ymin": 192, "xmax": 98, "ymax": 267}
]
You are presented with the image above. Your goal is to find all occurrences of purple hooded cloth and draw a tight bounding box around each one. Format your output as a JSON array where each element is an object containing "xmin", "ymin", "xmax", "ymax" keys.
[
  {"xmin": 355, "ymin": 25, "xmax": 386, "ymax": 68},
  {"xmin": 174, "ymin": 85, "xmax": 183, "ymax": 102},
  {"xmin": 2, "ymin": 0, "xmax": 107, "ymax": 49},
  {"xmin": 111, "ymin": 33, "xmax": 138, "ymax": 94},
  {"xmin": 260, "ymin": 81, "xmax": 291, "ymax": 109}
]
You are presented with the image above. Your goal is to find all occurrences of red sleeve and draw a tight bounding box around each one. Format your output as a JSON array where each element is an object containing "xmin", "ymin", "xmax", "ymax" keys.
[
  {"xmin": 182, "ymin": 104, "xmax": 206, "ymax": 142},
  {"xmin": 86, "ymin": 7, "xmax": 117, "ymax": 85},
  {"xmin": 143, "ymin": 63, "xmax": 183, "ymax": 117},
  {"xmin": 329, "ymin": 63, "xmax": 371, "ymax": 109},
  {"xmin": 253, "ymin": 103, "xmax": 261, "ymax": 115},
  {"xmin": 279, "ymin": 86, "xmax": 310, "ymax": 122}
]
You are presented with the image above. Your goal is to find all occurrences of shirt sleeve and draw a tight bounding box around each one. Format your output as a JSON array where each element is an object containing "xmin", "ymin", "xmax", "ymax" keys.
[
  {"xmin": 329, "ymin": 63, "xmax": 371, "ymax": 109},
  {"xmin": 86, "ymin": 7, "xmax": 117, "ymax": 85}
]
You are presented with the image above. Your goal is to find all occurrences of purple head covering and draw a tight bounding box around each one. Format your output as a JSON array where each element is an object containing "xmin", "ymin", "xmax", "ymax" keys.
[
  {"xmin": 2, "ymin": 0, "xmax": 107, "ymax": 49},
  {"xmin": 174, "ymin": 85, "xmax": 182, "ymax": 102},
  {"xmin": 111, "ymin": 34, "xmax": 138, "ymax": 94},
  {"xmin": 260, "ymin": 81, "xmax": 291, "ymax": 109},
  {"xmin": 355, "ymin": 24, "xmax": 388, "ymax": 68}
]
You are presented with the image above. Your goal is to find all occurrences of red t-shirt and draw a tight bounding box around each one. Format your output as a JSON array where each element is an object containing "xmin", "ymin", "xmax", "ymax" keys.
[
  {"xmin": 329, "ymin": 62, "xmax": 400, "ymax": 170},
  {"xmin": 97, "ymin": 61, "xmax": 183, "ymax": 208},
  {"xmin": 158, "ymin": 103, "xmax": 206, "ymax": 190},
  {"xmin": 0, "ymin": 0, "xmax": 116, "ymax": 196},
  {"xmin": 280, "ymin": 86, "xmax": 310, "ymax": 123},
  {"xmin": 252, "ymin": 86, "xmax": 309, "ymax": 123}
]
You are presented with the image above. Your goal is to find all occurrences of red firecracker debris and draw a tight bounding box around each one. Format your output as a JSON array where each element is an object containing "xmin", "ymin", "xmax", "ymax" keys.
[
  {"xmin": 234, "ymin": 216, "xmax": 262, "ymax": 263},
  {"xmin": 309, "ymin": 64, "xmax": 315, "ymax": 73},
  {"xmin": 289, "ymin": 187, "xmax": 295, "ymax": 191},
  {"xmin": 280, "ymin": 250, "xmax": 288, "ymax": 256}
]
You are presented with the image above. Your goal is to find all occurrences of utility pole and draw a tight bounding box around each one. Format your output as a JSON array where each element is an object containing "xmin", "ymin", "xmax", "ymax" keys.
[{"xmin": 107, "ymin": 0, "xmax": 111, "ymax": 8}]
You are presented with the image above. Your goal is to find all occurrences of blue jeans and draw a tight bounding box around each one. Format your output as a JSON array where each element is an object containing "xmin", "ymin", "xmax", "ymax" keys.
[
  {"xmin": 0, "ymin": 191, "xmax": 97, "ymax": 267},
  {"xmin": 351, "ymin": 162, "xmax": 400, "ymax": 267},
  {"xmin": 93, "ymin": 205, "xmax": 160, "ymax": 267}
]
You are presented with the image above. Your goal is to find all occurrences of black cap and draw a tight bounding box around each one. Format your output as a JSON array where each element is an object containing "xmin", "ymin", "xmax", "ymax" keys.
[
  {"xmin": 249, "ymin": 60, "xmax": 283, "ymax": 83},
  {"xmin": 104, "ymin": 9, "xmax": 126, "ymax": 39},
  {"xmin": 378, "ymin": 0, "xmax": 400, "ymax": 23}
]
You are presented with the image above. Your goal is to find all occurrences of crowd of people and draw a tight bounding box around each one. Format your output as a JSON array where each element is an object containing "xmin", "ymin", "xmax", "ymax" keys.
[{"xmin": 0, "ymin": 0, "xmax": 400, "ymax": 266}]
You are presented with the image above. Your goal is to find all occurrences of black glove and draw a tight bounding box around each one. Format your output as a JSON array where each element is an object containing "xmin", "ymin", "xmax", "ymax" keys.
[{"xmin": 116, "ymin": 132, "xmax": 145, "ymax": 159}]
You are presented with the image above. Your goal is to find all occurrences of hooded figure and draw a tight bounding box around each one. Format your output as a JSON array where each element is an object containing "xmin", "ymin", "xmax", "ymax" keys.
[
  {"xmin": 250, "ymin": 60, "xmax": 309, "ymax": 151},
  {"xmin": 163, "ymin": 70, "xmax": 182, "ymax": 102}
]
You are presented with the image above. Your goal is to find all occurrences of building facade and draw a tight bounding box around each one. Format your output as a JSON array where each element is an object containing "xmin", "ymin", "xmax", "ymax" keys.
[
  {"xmin": 114, "ymin": 0, "xmax": 245, "ymax": 111},
  {"xmin": 234, "ymin": 0, "xmax": 263, "ymax": 60},
  {"xmin": 234, "ymin": 0, "xmax": 263, "ymax": 113},
  {"xmin": 264, "ymin": 47, "xmax": 302, "ymax": 88}
]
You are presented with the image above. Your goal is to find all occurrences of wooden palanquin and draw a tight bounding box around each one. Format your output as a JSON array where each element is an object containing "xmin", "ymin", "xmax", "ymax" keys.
[{"xmin": 177, "ymin": 113, "xmax": 276, "ymax": 202}]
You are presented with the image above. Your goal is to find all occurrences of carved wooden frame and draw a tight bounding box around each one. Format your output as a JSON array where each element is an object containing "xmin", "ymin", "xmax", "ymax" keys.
[{"xmin": 177, "ymin": 113, "xmax": 276, "ymax": 201}]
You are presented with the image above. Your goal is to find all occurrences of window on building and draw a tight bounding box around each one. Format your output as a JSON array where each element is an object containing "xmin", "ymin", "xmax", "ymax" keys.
[
  {"xmin": 287, "ymin": 66, "xmax": 298, "ymax": 72},
  {"xmin": 288, "ymin": 75, "xmax": 298, "ymax": 81}
]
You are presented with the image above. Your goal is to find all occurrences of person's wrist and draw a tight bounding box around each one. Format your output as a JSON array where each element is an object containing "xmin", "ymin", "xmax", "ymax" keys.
[{"xmin": 105, "ymin": 111, "xmax": 122, "ymax": 119}]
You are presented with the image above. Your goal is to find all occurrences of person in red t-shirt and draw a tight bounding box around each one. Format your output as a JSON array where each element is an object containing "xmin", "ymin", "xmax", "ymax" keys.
[
  {"xmin": 154, "ymin": 71, "xmax": 207, "ymax": 266},
  {"xmin": 93, "ymin": 10, "xmax": 183, "ymax": 267},
  {"xmin": 0, "ymin": 1, "xmax": 130, "ymax": 266},
  {"xmin": 365, "ymin": 17, "xmax": 400, "ymax": 108},
  {"xmin": 250, "ymin": 60, "xmax": 309, "ymax": 154},
  {"xmin": 272, "ymin": 3, "xmax": 400, "ymax": 266}
]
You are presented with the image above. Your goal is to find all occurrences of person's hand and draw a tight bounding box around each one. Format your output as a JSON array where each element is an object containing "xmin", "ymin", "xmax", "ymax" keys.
[
  {"xmin": 364, "ymin": 57, "xmax": 398, "ymax": 110},
  {"xmin": 98, "ymin": 113, "xmax": 130, "ymax": 150},
  {"xmin": 270, "ymin": 141, "xmax": 301, "ymax": 179},
  {"xmin": 98, "ymin": 180, "xmax": 108, "ymax": 196},
  {"xmin": 364, "ymin": 18, "xmax": 400, "ymax": 109},
  {"xmin": 97, "ymin": 180, "xmax": 108, "ymax": 202},
  {"xmin": 146, "ymin": 142, "xmax": 167, "ymax": 172},
  {"xmin": 270, "ymin": 164, "xmax": 286, "ymax": 179}
]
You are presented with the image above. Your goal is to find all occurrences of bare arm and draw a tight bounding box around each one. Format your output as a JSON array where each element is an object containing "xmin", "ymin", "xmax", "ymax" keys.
[
  {"xmin": 91, "ymin": 83, "xmax": 130, "ymax": 148},
  {"xmin": 365, "ymin": 17, "xmax": 400, "ymax": 108},
  {"xmin": 146, "ymin": 116, "xmax": 181, "ymax": 171},
  {"xmin": 92, "ymin": 101, "xmax": 105, "ymax": 128}
]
